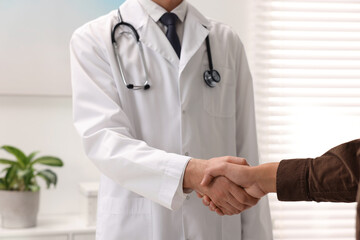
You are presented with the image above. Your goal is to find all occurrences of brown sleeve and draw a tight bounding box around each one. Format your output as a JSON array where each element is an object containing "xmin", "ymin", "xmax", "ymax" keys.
[{"xmin": 277, "ymin": 139, "xmax": 360, "ymax": 202}]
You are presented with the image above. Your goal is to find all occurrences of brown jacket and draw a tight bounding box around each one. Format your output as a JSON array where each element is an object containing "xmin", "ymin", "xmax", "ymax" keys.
[{"xmin": 276, "ymin": 139, "xmax": 360, "ymax": 239}]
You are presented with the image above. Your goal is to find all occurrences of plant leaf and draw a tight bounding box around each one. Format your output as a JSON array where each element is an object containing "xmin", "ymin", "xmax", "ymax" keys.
[
  {"xmin": 1, "ymin": 167, "xmax": 10, "ymax": 174},
  {"xmin": 31, "ymin": 156, "xmax": 63, "ymax": 167},
  {"xmin": 28, "ymin": 184, "xmax": 40, "ymax": 192},
  {"xmin": 0, "ymin": 158, "xmax": 18, "ymax": 166},
  {"xmin": 36, "ymin": 169, "xmax": 57, "ymax": 188},
  {"xmin": 1, "ymin": 146, "xmax": 27, "ymax": 168},
  {"xmin": 28, "ymin": 151, "xmax": 39, "ymax": 162},
  {"xmin": 5, "ymin": 165, "xmax": 18, "ymax": 189},
  {"xmin": 23, "ymin": 170, "xmax": 35, "ymax": 191},
  {"xmin": 17, "ymin": 169, "xmax": 32, "ymax": 179}
]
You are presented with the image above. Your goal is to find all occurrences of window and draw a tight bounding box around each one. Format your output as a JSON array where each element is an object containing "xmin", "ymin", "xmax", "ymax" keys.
[{"xmin": 251, "ymin": 0, "xmax": 360, "ymax": 239}]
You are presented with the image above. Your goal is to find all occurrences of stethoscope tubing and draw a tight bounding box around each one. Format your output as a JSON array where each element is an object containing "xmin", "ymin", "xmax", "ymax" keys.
[
  {"xmin": 112, "ymin": 19, "xmax": 150, "ymax": 90},
  {"xmin": 111, "ymin": 9, "xmax": 220, "ymax": 90},
  {"xmin": 205, "ymin": 31, "xmax": 214, "ymax": 71}
]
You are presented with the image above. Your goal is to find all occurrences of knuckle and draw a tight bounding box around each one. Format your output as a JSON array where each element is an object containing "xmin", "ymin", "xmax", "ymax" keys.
[
  {"xmin": 217, "ymin": 210, "xmax": 225, "ymax": 216},
  {"xmin": 211, "ymin": 203, "xmax": 218, "ymax": 210},
  {"xmin": 220, "ymin": 162, "xmax": 227, "ymax": 169}
]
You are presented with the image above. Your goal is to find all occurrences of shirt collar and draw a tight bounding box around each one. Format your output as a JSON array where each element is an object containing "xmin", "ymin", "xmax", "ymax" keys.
[{"xmin": 137, "ymin": 0, "xmax": 188, "ymax": 23}]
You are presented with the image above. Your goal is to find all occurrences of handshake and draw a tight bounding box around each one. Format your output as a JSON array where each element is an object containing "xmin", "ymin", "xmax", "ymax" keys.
[{"xmin": 183, "ymin": 156, "xmax": 279, "ymax": 216}]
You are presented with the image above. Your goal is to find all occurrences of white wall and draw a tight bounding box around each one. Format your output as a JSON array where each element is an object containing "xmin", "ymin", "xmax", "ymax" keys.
[
  {"xmin": 0, "ymin": 0, "xmax": 252, "ymax": 216},
  {"xmin": 0, "ymin": 96, "xmax": 100, "ymax": 215},
  {"xmin": 189, "ymin": 0, "xmax": 252, "ymax": 51},
  {"xmin": 0, "ymin": 0, "xmax": 122, "ymax": 96}
]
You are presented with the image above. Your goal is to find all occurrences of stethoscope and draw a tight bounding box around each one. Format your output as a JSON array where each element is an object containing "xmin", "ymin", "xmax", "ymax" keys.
[{"xmin": 111, "ymin": 9, "xmax": 221, "ymax": 90}]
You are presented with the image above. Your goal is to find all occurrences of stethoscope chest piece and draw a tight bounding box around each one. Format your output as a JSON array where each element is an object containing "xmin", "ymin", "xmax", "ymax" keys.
[{"xmin": 204, "ymin": 69, "xmax": 221, "ymax": 88}]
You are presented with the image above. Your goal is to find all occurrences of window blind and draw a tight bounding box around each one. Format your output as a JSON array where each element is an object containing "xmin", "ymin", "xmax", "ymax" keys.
[{"xmin": 251, "ymin": 0, "xmax": 360, "ymax": 239}]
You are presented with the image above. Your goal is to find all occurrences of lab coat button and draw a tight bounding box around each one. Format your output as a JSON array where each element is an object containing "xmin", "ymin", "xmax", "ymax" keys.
[
  {"xmin": 186, "ymin": 195, "xmax": 190, "ymax": 200},
  {"xmin": 185, "ymin": 152, "xmax": 189, "ymax": 156}
]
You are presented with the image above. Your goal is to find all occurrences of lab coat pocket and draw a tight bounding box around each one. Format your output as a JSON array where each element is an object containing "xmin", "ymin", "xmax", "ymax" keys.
[
  {"xmin": 203, "ymin": 67, "xmax": 236, "ymax": 118},
  {"xmin": 97, "ymin": 197, "xmax": 152, "ymax": 240}
]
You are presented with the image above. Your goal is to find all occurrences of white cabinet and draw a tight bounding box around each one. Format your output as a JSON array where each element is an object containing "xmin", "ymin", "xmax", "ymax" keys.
[
  {"xmin": 79, "ymin": 182, "xmax": 99, "ymax": 227},
  {"xmin": 0, "ymin": 215, "xmax": 95, "ymax": 240}
]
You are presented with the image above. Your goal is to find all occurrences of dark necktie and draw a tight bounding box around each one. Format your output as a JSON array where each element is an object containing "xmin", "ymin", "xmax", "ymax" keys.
[{"xmin": 160, "ymin": 12, "xmax": 181, "ymax": 58}]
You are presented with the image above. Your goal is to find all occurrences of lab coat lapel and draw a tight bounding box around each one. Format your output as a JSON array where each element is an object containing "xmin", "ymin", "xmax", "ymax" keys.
[
  {"xmin": 140, "ymin": 18, "xmax": 180, "ymax": 65},
  {"xmin": 179, "ymin": 4, "xmax": 210, "ymax": 74}
]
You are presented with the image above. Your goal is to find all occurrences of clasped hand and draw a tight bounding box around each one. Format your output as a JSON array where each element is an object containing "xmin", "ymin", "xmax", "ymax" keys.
[{"xmin": 190, "ymin": 156, "xmax": 270, "ymax": 216}]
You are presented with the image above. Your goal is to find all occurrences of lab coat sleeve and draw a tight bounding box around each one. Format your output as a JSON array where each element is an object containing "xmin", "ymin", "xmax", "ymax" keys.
[
  {"xmin": 234, "ymin": 39, "xmax": 273, "ymax": 239},
  {"xmin": 70, "ymin": 29, "xmax": 190, "ymax": 210}
]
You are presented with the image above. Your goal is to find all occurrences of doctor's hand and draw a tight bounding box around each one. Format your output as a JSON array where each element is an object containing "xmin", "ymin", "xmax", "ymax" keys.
[{"xmin": 183, "ymin": 157, "xmax": 260, "ymax": 216}]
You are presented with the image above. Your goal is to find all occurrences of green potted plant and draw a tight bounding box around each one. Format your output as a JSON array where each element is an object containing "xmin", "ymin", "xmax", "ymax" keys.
[{"xmin": 0, "ymin": 145, "xmax": 64, "ymax": 228}]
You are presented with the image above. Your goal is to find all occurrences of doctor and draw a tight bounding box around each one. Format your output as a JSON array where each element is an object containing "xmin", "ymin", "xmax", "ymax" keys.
[{"xmin": 70, "ymin": 0, "xmax": 273, "ymax": 239}]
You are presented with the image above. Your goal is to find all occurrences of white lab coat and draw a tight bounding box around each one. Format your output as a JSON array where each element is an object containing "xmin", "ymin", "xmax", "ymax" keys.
[{"xmin": 70, "ymin": 0, "xmax": 273, "ymax": 239}]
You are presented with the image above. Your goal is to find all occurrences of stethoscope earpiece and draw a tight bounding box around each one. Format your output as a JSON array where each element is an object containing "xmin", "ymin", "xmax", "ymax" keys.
[
  {"xmin": 127, "ymin": 84, "xmax": 134, "ymax": 89},
  {"xmin": 144, "ymin": 84, "xmax": 151, "ymax": 90}
]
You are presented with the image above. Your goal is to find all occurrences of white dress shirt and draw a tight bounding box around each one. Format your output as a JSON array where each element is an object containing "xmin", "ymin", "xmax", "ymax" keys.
[{"xmin": 137, "ymin": 0, "xmax": 187, "ymax": 45}]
